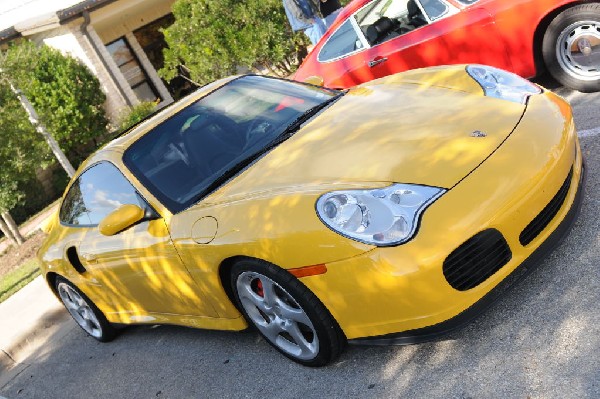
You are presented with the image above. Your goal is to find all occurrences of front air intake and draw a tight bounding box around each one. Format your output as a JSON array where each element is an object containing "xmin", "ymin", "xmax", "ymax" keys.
[
  {"xmin": 520, "ymin": 168, "xmax": 573, "ymax": 246},
  {"xmin": 443, "ymin": 229, "xmax": 512, "ymax": 291}
]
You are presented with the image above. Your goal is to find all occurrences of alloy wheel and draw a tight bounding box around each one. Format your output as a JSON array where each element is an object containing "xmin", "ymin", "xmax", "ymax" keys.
[
  {"xmin": 236, "ymin": 271, "xmax": 319, "ymax": 360},
  {"xmin": 57, "ymin": 282, "xmax": 103, "ymax": 338}
]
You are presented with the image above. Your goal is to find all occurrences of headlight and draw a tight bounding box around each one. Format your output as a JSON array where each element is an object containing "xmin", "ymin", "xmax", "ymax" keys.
[
  {"xmin": 466, "ymin": 65, "xmax": 541, "ymax": 104},
  {"xmin": 316, "ymin": 184, "xmax": 445, "ymax": 246}
]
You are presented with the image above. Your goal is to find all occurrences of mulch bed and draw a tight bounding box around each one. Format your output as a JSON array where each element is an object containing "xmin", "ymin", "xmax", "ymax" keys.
[{"xmin": 0, "ymin": 231, "xmax": 46, "ymax": 278}]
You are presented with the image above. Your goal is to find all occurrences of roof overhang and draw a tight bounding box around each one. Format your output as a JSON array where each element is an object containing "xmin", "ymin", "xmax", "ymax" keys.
[
  {"xmin": 57, "ymin": 0, "xmax": 118, "ymax": 24},
  {"xmin": 0, "ymin": 0, "xmax": 118, "ymax": 44},
  {"xmin": 0, "ymin": 26, "xmax": 20, "ymax": 43},
  {"xmin": 14, "ymin": 12, "xmax": 61, "ymax": 36}
]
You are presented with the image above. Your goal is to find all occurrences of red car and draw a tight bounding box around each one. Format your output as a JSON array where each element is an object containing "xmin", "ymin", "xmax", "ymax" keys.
[{"xmin": 294, "ymin": 0, "xmax": 600, "ymax": 92}]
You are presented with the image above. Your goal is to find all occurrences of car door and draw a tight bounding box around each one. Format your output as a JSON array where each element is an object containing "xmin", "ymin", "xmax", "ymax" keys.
[
  {"xmin": 313, "ymin": 0, "xmax": 513, "ymax": 88},
  {"xmin": 61, "ymin": 161, "xmax": 217, "ymax": 318}
]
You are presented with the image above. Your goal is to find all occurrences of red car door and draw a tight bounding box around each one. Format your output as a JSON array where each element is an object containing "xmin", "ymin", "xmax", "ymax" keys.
[
  {"xmin": 300, "ymin": 0, "xmax": 514, "ymax": 88},
  {"xmin": 367, "ymin": 4, "xmax": 515, "ymax": 80}
]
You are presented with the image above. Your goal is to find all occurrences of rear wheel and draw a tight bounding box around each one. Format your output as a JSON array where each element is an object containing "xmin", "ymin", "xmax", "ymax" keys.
[
  {"xmin": 542, "ymin": 4, "xmax": 600, "ymax": 92},
  {"xmin": 231, "ymin": 259, "xmax": 345, "ymax": 367},
  {"xmin": 55, "ymin": 277, "xmax": 116, "ymax": 342}
]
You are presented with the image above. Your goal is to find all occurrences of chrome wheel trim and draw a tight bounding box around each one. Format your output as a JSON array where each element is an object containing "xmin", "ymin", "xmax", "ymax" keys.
[
  {"xmin": 57, "ymin": 282, "xmax": 103, "ymax": 338},
  {"xmin": 236, "ymin": 272, "xmax": 319, "ymax": 361},
  {"xmin": 556, "ymin": 20, "xmax": 600, "ymax": 81}
]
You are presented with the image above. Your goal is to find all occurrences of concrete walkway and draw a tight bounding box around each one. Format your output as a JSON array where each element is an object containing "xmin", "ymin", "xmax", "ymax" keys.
[
  {"xmin": 0, "ymin": 276, "xmax": 70, "ymax": 387},
  {"xmin": 0, "ymin": 203, "xmax": 67, "ymax": 388}
]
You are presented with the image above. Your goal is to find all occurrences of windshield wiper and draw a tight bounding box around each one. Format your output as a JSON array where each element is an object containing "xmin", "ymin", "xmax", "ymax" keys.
[{"xmin": 279, "ymin": 93, "xmax": 344, "ymax": 138}]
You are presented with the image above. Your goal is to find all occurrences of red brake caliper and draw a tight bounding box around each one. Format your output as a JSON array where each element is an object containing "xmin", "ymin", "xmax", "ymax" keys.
[{"xmin": 256, "ymin": 279, "xmax": 264, "ymax": 297}]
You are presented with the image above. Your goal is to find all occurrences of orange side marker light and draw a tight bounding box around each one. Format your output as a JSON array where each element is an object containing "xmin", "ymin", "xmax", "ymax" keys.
[{"xmin": 288, "ymin": 264, "xmax": 327, "ymax": 278}]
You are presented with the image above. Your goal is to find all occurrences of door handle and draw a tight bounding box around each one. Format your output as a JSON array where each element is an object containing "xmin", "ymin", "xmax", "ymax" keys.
[
  {"xmin": 81, "ymin": 253, "xmax": 97, "ymax": 263},
  {"xmin": 368, "ymin": 57, "xmax": 388, "ymax": 67}
]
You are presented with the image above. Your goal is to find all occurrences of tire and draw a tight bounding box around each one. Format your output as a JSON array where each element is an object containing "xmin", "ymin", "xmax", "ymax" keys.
[
  {"xmin": 55, "ymin": 276, "xmax": 116, "ymax": 342},
  {"xmin": 542, "ymin": 3, "xmax": 600, "ymax": 92},
  {"xmin": 230, "ymin": 259, "xmax": 346, "ymax": 367}
]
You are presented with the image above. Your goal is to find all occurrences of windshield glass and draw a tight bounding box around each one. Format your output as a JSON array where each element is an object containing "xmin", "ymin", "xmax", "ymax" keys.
[{"xmin": 123, "ymin": 75, "xmax": 339, "ymax": 213}]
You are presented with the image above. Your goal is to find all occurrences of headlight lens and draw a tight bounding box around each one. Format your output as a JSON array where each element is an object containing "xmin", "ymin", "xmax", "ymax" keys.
[
  {"xmin": 316, "ymin": 184, "xmax": 445, "ymax": 246},
  {"xmin": 466, "ymin": 64, "xmax": 541, "ymax": 104}
]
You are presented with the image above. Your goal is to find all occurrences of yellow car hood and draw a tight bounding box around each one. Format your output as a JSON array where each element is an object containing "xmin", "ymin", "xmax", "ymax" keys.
[{"xmin": 214, "ymin": 69, "xmax": 527, "ymax": 200}]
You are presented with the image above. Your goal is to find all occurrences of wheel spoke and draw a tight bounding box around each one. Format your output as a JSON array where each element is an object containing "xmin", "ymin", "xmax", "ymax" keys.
[
  {"xmin": 72, "ymin": 297, "xmax": 85, "ymax": 309},
  {"xmin": 60, "ymin": 287, "xmax": 79, "ymax": 311},
  {"xmin": 261, "ymin": 320, "xmax": 283, "ymax": 342},
  {"xmin": 74, "ymin": 294, "xmax": 86, "ymax": 308},
  {"xmin": 260, "ymin": 278, "xmax": 278, "ymax": 308},
  {"xmin": 84, "ymin": 312, "xmax": 99, "ymax": 330},
  {"xmin": 284, "ymin": 322, "xmax": 316, "ymax": 356},
  {"xmin": 83, "ymin": 313, "xmax": 95, "ymax": 331},
  {"xmin": 277, "ymin": 300, "xmax": 312, "ymax": 327},
  {"xmin": 238, "ymin": 279, "xmax": 270, "ymax": 314},
  {"xmin": 63, "ymin": 297, "xmax": 79, "ymax": 312}
]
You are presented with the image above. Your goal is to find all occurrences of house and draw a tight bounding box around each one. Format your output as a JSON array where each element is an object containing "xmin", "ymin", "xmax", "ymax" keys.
[{"xmin": 0, "ymin": 0, "xmax": 189, "ymax": 122}]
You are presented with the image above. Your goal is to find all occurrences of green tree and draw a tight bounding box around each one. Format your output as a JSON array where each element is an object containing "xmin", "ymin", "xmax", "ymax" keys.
[
  {"xmin": 160, "ymin": 0, "xmax": 309, "ymax": 85},
  {"xmin": 117, "ymin": 101, "xmax": 157, "ymax": 132},
  {"xmin": 0, "ymin": 41, "xmax": 109, "ymax": 242},
  {"xmin": 2, "ymin": 41, "xmax": 108, "ymax": 165},
  {"xmin": 0, "ymin": 81, "xmax": 39, "ymax": 244}
]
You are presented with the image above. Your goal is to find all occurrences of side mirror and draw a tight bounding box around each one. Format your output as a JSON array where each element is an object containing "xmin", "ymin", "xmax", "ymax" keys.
[
  {"xmin": 98, "ymin": 204, "xmax": 145, "ymax": 236},
  {"xmin": 304, "ymin": 75, "xmax": 325, "ymax": 87}
]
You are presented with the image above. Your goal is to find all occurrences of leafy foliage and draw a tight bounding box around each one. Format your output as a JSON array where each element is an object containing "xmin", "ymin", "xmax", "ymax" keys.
[
  {"xmin": 117, "ymin": 101, "xmax": 157, "ymax": 132},
  {"xmin": 6, "ymin": 42, "xmax": 109, "ymax": 163},
  {"xmin": 160, "ymin": 0, "xmax": 309, "ymax": 85},
  {"xmin": 0, "ymin": 81, "xmax": 41, "ymax": 212},
  {"xmin": 0, "ymin": 41, "xmax": 108, "ymax": 213}
]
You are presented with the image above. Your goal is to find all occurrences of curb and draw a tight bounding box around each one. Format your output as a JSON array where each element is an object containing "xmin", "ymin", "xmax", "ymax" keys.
[
  {"xmin": 0, "ymin": 277, "xmax": 70, "ymax": 370},
  {"xmin": 0, "ymin": 349, "xmax": 14, "ymax": 370}
]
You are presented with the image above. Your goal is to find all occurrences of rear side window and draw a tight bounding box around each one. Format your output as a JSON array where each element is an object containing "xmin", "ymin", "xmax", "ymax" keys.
[
  {"xmin": 318, "ymin": 19, "xmax": 365, "ymax": 62},
  {"xmin": 420, "ymin": 0, "xmax": 449, "ymax": 20},
  {"xmin": 60, "ymin": 162, "xmax": 144, "ymax": 226}
]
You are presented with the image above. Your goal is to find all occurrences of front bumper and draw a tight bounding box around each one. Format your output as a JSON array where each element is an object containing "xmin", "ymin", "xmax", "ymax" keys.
[
  {"xmin": 301, "ymin": 91, "xmax": 584, "ymax": 341},
  {"xmin": 351, "ymin": 160, "xmax": 585, "ymax": 344}
]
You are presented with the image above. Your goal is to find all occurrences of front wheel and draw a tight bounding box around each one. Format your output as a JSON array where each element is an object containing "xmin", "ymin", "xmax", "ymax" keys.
[
  {"xmin": 542, "ymin": 4, "xmax": 600, "ymax": 92},
  {"xmin": 231, "ymin": 259, "xmax": 345, "ymax": 367},
  {"xmin": 55, "ymin": 277, "xmax": 116, "ymax": 342}
]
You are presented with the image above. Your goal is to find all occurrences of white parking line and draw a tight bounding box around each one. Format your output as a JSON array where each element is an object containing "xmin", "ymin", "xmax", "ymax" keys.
[{"xmin": 578, "ymin": 127, "xmax": 600, "ymax": 138}]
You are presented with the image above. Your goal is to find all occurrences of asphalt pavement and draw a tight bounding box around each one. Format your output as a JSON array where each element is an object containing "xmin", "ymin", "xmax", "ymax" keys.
[{"xmin": 0, "ymin": 82, "xmax": 598, "ymax": 399}]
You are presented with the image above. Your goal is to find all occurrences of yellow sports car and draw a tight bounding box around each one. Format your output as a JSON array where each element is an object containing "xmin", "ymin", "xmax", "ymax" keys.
[{"xmin": 38, "ymin": 65, "xmax": 584, "ymax": 366}]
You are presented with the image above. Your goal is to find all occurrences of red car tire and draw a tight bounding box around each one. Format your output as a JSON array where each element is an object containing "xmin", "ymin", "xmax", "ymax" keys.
[{"xmin": 542, "ymin": 3, "xmax": 600, "ymax": 92}]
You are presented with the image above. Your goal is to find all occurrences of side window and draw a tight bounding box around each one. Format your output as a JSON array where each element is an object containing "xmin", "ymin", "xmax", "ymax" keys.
[
  {"xmin": 318, "ymin": 19, "xmax": 365, "ymax": 62},
  {"xmin": 60, "ymin": 162, "xmax": 145, "ymax": 226},
  {"xmin": 355, "ymin": 0, "xmax": 418, "ymax": 47},
  {"xmin": 352, "ymin": 0, "xmax": 454, "ymax": 48},
  {"xmin": 420, "ymin": 0, "xmax": 450, "ymax": 21}
]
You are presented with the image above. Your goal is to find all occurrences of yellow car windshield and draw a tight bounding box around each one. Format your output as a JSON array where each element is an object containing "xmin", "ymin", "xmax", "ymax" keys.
[{"xmin": 123, "ymin": 75, "xmax": 340, "ymax": 213}]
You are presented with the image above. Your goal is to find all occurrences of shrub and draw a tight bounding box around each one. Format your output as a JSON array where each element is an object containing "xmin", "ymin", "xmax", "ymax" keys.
[
  {"xmin": 0, "ymin": 41, "xmax": 108, "ymax": 219},
  {"xmin": 160, "ymin": 0, "xmax": 309, "ymax": 85},
  {"xmin": 117, "ymin": 101, "xmax": 157, "ymax": 132}
]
